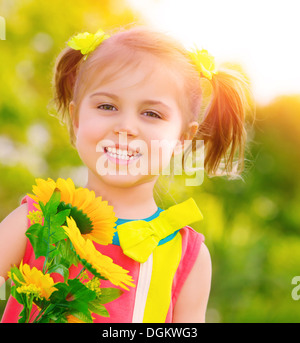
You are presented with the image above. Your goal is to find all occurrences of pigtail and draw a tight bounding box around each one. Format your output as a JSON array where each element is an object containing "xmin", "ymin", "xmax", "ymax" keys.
[
  {"xmin": 194, "ymin": 68, "xmax": 251, "ymax": 177},
  {"xmin": 52, "ymin": 47, "xmax": 84, "ymax": 145}
]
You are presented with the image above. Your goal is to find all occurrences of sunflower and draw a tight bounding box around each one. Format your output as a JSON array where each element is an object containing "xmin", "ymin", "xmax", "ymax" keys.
[
  {"xmin": 9, "ymin": 261, "xmax": 57, "ymax": 300},
  {"xmin": 63, "ymin": 217, "xmax": 135, "ymax": 291},
  {"xmin": 28, "ymin": 177, "xmax": 117, "ymax": 245}
]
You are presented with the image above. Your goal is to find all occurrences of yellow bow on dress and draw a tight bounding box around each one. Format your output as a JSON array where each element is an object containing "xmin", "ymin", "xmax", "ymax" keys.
[{"xmin": 117, "ymin": 198, "xmax": 203, "ymax": 263}]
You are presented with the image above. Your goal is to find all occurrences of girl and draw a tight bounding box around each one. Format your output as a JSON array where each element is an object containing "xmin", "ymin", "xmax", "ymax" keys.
[{"xmin": 0, "ymin": 26, "xmax": 250, "ymax": 323}]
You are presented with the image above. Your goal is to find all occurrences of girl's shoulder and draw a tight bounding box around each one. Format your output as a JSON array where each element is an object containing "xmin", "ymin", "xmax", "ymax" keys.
[
  {"xmin": 173, "ymin": 238, "xmax": 211, "ymax": 322},
  {"xmin": 0, "ymin": 199, "xmax": 28, "ymax": 279},
  {"xmin": 0, "ymin": 199, "xmax": 28, "ymax": 237}
]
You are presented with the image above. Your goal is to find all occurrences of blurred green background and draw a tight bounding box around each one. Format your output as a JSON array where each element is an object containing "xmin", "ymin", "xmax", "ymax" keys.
[{"xmin": 1, "ymin": 0, "xmax": 299, "ymax": 323}]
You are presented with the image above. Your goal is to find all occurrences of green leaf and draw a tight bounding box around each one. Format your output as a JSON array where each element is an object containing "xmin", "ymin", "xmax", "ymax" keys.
[
  {"xmin": 97, "ymin": 287, "xmax": 123, "ymax": 304},
  {"xmin": 59, "ymin": 239, "xmax": 78, "ymax": 267},
  {"xmin": 47, "ymin": 263, "xmax": 69, "ymax": 282},
  {"xmin": 11, "ymin": 285, "xmax": 25, "ymax": 306},
  {"xmin": 49, "ymin": 283, "xmax": 69, "ymax": 304},
  {"xmin": 18, "ymin": 305, "xmax": 28, "ymax": 323},
  {"xmin": 67, "ymin": 279, "xmax": 96, "ymax": 304},
  {"xmin": 68, "ymin": 310, "xmax": 94, "ymax": 323},
  {"xmin": 11, "ymin": 285, "xmax": 29, "ymax": 323},
  {"xmin": 88, "ymin": 300, "xmax": 110, "ymax": 317},
  {"xmin": 25, "ymin": 222, "xmax": 43, "ymax": 236},
  {"xmin": 39, "ymin": 201, "xmax": 46, "ymax": 215},
  {"xmin": 47, "ymin": 211, "xmax": 69, "ymax": 245},
  {"xmin": 34, "ymin": 303, "xmax": 65, "ymax": 323},
  {"xmin": 43, "ymin": 190, "xmax": 61, "ymax": 216},
  {"xmin": 44, "ymin": 307, "xmax": 68, "ymax": 323},
  {"xmin": 52, "ymin": 209, "xmax": 70, "ymax": 227},
  {"xmin": 50, "ymin": 239, "xmax": 78, "ymax": 270},
  {"xmin": 26, "ymin": 223, "xmax": 48, "ymax": 259},
  {"xmin": 9, "ymin": 266, "xmax": 26, "ymax": 286},
  {"xmin": 48, "ymin": 222, "xmax": 67, "ymax": 245},
  {"xmin": 34, "ymin": 298, "xmax": 50, "ymax": 314},
  {"xmin": 49, "ymin": 279, "xmax": 96, "ymax": 318},
  {"xmin": 26, "ymin": 203, "xmax": 68, "ymax": 262}
]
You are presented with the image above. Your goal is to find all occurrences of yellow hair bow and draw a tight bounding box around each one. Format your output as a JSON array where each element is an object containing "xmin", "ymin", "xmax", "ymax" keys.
[
  {"xmin": 67, "ymin": 29, "xmax": 110, "ymax": 60},
  {"xmin": 117, "ymin": 198, "xmax": 203, "ymax": 263},
  {"xmin": 189, "ymin": 48, "xmax": 218, "ymax": 80}
]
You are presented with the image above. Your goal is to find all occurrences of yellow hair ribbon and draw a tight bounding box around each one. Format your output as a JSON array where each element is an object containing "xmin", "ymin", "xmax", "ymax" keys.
[
  {"xmin": 67, "ymin": 29, "xmax": 110, "ymax": 60},
  {"xmin": 189, "ymin": 48, "xmax": 218, "ymax": 80}
]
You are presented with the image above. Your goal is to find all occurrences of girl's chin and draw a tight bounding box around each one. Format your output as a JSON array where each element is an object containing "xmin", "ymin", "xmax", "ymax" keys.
[
  {"xmin": 96, "ymin": 153, "xmax": 149, "ymax": 177},
  {"xmin": 93, "ymin": 173, "xmax": 158, "ymax": 189}
]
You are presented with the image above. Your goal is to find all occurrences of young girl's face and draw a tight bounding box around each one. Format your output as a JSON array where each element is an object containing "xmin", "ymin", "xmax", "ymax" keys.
[{"xmin": 70, "ymin": 56, "xmax": 190, "ymax": 189}]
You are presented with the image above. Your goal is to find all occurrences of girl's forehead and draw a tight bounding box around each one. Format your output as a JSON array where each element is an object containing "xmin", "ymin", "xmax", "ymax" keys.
[{"xmin": 81, "ymin": 52, "xmax": 185, "ymax": 99}]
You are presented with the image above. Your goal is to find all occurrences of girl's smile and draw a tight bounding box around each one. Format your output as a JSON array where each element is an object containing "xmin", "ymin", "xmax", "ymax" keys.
[{"xmin": 103, "ymin": 145, "xmax": 142, "ymax": 165}]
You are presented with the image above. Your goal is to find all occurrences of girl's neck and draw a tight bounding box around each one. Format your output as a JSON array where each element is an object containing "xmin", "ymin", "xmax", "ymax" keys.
[{"xmin": 84, "ymin": 171, "xmax": 158, "ymax": 220}]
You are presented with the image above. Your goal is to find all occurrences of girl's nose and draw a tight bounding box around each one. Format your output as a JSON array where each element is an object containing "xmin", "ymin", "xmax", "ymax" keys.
[{"xmin": 113, "ymin": 113, "xmax": 139, "ymax": 137}]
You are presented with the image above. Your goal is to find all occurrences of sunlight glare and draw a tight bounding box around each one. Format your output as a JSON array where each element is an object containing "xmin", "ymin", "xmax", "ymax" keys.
[{"xmin": 128, "ymin": 0, "xmax": 300, "ymax": 104}]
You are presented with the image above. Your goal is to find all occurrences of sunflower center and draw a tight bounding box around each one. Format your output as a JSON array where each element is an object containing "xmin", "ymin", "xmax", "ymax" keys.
[{"xmin": 58, "ymin": 202, "xmax": 93, "ymax": 235}]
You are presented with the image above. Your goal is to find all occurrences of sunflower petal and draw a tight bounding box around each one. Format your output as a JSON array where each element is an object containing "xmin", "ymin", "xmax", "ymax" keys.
[{"xmin": 63, "ymin": 217, "xmax": 135, "ymax": 290}]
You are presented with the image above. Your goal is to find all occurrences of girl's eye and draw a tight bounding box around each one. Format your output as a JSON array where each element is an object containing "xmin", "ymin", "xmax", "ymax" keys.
[
  {"xmin": 142, "ymin": 111, "xmax": 162, "ymax": 119},
  {"xmin": 97, "ymin": 104, "xmax": 117, "ymax": 111}
]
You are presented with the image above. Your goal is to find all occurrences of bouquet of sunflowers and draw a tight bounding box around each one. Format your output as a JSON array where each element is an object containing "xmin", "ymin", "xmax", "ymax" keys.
[{"xmin": 8, "ymin": 178, "xmax": 135, "ymax": 323}]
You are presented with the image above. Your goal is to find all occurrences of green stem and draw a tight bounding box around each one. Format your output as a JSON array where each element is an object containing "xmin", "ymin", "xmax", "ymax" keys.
[
  {"xmin": 33, "ymin": 303, "xmax": 53, "ymax": 323},
  {"xmin": 28, "ymin": 306, "xmax": 39, "ymax": 323},
  {"xmin": 75, "ymin": 267, "xmax": 85, "ymax": 279},
  {"xmin": 42, "ymin": 215, "xmax": 51, "ymax": 274},
  {"xmin": 25, "ymin": 295, "xmax": 33, "ymax": 323},
  {"xmin": 46, "ymin": 243, "xmax": 58, "ymax": 271}
]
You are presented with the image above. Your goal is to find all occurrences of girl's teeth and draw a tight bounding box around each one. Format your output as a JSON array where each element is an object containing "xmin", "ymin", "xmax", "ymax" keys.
[{"xmin": 105, "ymin": 147, "xmax": 140, "ymax": 160}]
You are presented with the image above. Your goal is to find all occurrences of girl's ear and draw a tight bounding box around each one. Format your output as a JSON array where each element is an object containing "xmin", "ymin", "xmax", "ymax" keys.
[
  {"xmin": 69, "ymin": 101, "xmax": 78, "ymax": 137},
  {"xmin": 185, "ymin": 121, "xmax": 199, "ymax": 140},
  {"xmin": 173, "ymin": 121, "xmax": 199, "ymax": 156}
]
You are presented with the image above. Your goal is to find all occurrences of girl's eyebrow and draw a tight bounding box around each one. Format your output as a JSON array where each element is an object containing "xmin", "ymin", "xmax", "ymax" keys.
[
  {"xmin": 89, "ymin": 92, "xmax": 172, "ymax": 112},
  {"xmin": 142, "ymin": 100, "xmax": 172, "ymax": 112},
  {"xmin": 89, "ymin": 92, "xmax": 119, "ymax": 100}
]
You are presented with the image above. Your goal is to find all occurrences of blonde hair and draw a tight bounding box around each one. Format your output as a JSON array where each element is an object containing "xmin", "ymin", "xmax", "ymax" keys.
[{"xmin": 52, "ymin": 27, "xmax": 252, "ymax": 177}]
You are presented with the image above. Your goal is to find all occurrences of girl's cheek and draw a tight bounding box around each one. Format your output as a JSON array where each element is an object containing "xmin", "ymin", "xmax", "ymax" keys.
[
  {"xmin": 75, "ymin": 121, "xmax": 99, "ymax": 154},
  {"xmin": 78, "ymin": 117, "xmax": 103, "ymax": 140}
]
